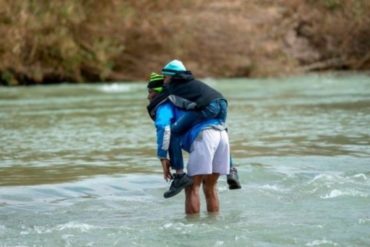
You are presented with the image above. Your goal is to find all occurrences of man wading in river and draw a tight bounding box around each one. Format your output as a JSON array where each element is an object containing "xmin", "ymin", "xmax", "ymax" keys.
[
  {"xmin": 148, "ymin": 67, "xmax": 241, "ymax": 191},
  {"xmin": 159, "ymin": 60, "xmax": 241, "ymax": 197},
  {"xmin": 146, "ymin": 72, "xmax": 231, "ymax": 214}
]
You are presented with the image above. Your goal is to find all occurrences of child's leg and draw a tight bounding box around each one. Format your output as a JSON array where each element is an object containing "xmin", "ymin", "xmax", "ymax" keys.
[
  {"xmin": 171, "ymin": 111, "xmax": 203, "ymax": 135},
  {"xmin": 217, "ymin": 100, "xmax": 241, "ymax": 189},
  {"xmin": 170, "ymin": 99, "xmax": 225, "ymax": 172},
  {"xmin": 173, "ymin": 98, "xmax": 226, "ymax": 136},
  {"xmin": 217, "ymin": 99, "xmax": 228, "ymax": 123},
  {"xmin": 201, "ymin": 100, "xmax": 222, "ymax": 120},
  {"xmin": 164, "ymin": 133, "xmax": 193, "ymax": 198},
  {"xmin": 227, "ymin": 139, "xmax": 241, "ymax": 190},
  {"xmin": 169, "ymin": 111, "xmax": 203, "ymax": 172}
]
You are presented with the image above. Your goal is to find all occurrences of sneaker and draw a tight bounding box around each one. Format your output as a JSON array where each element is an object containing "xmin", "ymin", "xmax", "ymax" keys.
[
  {"xmin": 227, "ymin": 167, "xmax": 241, "ymax": 190},
  {"xmin": 163, "ymin": 173, "xmax": 193, "ymax": 199}
]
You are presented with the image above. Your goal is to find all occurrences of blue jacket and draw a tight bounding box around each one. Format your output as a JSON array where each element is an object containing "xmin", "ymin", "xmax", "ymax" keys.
[{"xmin": 154, "ymin": 101, "xmax": 225, "ymax": 159}]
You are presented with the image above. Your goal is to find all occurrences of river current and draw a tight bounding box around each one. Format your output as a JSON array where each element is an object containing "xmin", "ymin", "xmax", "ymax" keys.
[{"xmin": 1, "ymin": 73, "xmax": 370, "ymax": 246}]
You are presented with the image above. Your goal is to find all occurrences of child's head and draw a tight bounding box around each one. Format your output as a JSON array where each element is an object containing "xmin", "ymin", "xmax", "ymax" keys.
[{"xmin": 161, "ymin": 59, "xmax": 187, "ymax": 83}]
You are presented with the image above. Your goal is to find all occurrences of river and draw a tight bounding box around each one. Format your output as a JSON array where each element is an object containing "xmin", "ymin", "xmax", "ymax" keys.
[{"xmin": 1, "ymin": 73, "xmax": 370, "ymax": 246}]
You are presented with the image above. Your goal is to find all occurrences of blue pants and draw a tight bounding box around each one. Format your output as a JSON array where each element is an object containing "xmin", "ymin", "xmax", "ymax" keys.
[{"xmin": 168, "ymin": 99, "xmax": 234, "ymax": 170}]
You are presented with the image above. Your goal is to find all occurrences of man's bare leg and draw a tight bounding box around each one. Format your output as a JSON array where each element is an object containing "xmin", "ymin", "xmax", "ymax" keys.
[
  {"xmin": 203, "ymin": 173, "xmax": 220, "ymax": 213},
  {"xmin": 185, "ymin": 175, "xmax": 203, "ymax": 214}
]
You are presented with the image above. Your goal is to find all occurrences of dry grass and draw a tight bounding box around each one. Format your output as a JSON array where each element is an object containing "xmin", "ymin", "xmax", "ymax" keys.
[
  {"xmin": 0, "ymin": 0, "xmax": 126, "ymax": 85},
  {"xmin": 0, "ymin": 0, "xmax": 369, "ymax": 85},
  {"xmin": 283, "ymin": 0, "xmax": 370, "ymax": 69}
]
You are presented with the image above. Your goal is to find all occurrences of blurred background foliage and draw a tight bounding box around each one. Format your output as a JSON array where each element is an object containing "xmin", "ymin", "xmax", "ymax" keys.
[{"xmin": 0, "ymin": 0, "xmax": 369, "ymax": 85}]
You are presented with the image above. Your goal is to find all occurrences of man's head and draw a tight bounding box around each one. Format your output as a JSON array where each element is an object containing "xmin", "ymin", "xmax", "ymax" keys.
[
  {"xmin": 147, "ymin": 72, "xmax": 164, "ymax": 101},
  {"xmin": 161, "ymin": 59, "xmax": 186, "ymax": 83}
]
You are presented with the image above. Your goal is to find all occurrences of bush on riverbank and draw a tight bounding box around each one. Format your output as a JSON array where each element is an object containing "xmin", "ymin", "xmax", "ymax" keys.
[
  {"xmin": 0, "ymin": 1, "xmax": 126, "ymax": 85},
  {"xmin": 0, "ymin": 0, "xmax": 369, "ymax": 85},
  {"xmin": 284, "ymin": 0, "xmax": 370, "ymax": 71}
]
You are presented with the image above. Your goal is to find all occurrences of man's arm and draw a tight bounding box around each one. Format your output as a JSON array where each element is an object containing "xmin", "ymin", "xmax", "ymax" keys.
[
  {"xmin": 160, "ymin": 159, "xmax": 172, "ymax": 181},
  {"xmin": 154, "ymin": 103, "xmax": 174, "ymax": 180}
]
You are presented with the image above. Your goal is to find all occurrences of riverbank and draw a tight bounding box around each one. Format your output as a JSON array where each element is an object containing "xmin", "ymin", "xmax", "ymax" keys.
[{"xmin": 1, "ymin": 0, "xmax": 369, "ymax": 85}]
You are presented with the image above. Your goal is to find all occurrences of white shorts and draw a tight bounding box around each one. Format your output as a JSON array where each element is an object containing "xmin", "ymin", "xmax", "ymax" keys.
[{"xmin": 187, "ymin": 128, "xmax": 230, "ymax": 176}]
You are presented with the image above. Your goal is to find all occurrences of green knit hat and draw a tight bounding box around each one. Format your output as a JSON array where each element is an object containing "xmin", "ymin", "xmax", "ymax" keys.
[{"xmin": 147, "ymin": 72, "xmax": 164, "ymax": 93}]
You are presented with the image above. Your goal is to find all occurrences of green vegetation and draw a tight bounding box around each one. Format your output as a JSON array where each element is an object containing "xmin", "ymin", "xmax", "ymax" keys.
[
  {"xmin": 303, "ymin": 0, "xmax": 370, "ymax": 69},
  {"xmin": 0, "ymin": 0, "xmax": 126, "ymax": 85},
  {"xmin": 0, "ymin": 0, "xmax": 369, "ymax": 85}
]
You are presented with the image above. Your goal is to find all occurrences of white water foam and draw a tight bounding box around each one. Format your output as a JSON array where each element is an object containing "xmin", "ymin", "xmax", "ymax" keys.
[
  {"xmin": 161, "ymin": 222, "xmax": 194, "ymax": 231},
  {"xmin": 309, "ymin": 174, "xmax": 341, "ymax": 184},
  {"xmin": 306, "ymin": 239, "xmax": 339, "ymax": 246},
  {"xmin": 311, "ymin": 173, "xmax": 369, "ymax": 183},
  {"xmin": 321, "ymin": 189, "xmax": 368, "ymax": 199},
  {"xmin": 56, "ymin": 222, "xmax": 97, "ymax": 232},
  {"xmin": 260, "ymin": 184, "xmax": 284, "ymax": 192},
  {"xmin": 352, "ymin": 173, "xmax": 368, "ymax": 180},
  {"xmin": 99, "ymin": 84, "xmax": 133, "ymax": 93},
  {"xmin": 358, "ymin": 217, "xmax": 370, "ymax": 224},
  {"xmin": 214, "ymin": 240, "xmax": 225, "ymax": 246},
  {"xmin": 19, "ymin": 222, "xmax": 101, "ymax": 236}
]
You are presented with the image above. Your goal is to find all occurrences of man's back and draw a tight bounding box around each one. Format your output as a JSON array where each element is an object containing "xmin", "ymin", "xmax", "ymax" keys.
[{"xmin": 154, "ymin": 101, "xmax": 224, "ymax": 155}]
